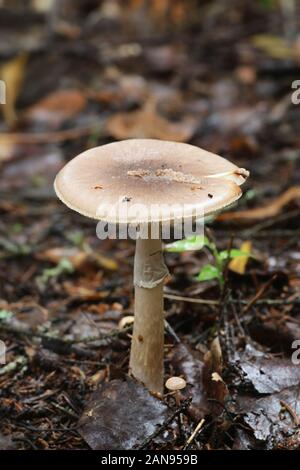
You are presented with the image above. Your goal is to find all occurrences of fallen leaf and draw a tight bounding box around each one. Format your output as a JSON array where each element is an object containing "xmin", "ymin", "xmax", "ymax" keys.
[
  {"xmin": 78, "ymin": 378, "xmax": 170, "ymax": 450},
  {"xmin": 252, "ymin": 34, "xmax": 295, "ymax": 60},
  {"xmin": 232, "ymin": 428, "xmax": 258, "ymax": 450},
  {"xmin": 88, "ymin": 369, "xmax": 107, "ymax": 387},
  {"xmin": 171, "ymin": 343, "xmax": 209, "ymax": 420},
  {"xmin": 106, "ymin": 100, "xmax": 197, "ymax": 142},
  {"xmin": 203, "ymin": 337, "xmax": 228, "ymax": 414},
  {"xmin": 236, "ymin": 345, "xmax": 300, "ymax": 394},
  {"xmin": 0, "ymin": 53, "xmax": 27, "ymax": 126},
  {"xmin": 0, "ymin": 298, "xmax": 48, "ymax": 329},
  {"xmin": 218, "ymin": 186, "xmax": 300, "ymax": 221},
  {"xmin": 238, "ymin": 386, "xmax": 300, "ymax": 445},
  {"xmin": 64, "ymin": 312, "xmax": 118, "ymax": 341},
  {"xmin": 93, "ymin": 253, "xmax": 119, "ymax": 271},
  {"xmin": 0, "ymin": 148, "xmax": 63, "ymax": 191},
  {"xmin": 229, "ymin": 241, "xmax": 252, "ymax": 274},
  {"xmin": 36, "ymin": 247, "xmax": 87, "ymax": 269},
  {"xmin": 25, "ymin": 89, "xmax": 86, "ymax": 127}
]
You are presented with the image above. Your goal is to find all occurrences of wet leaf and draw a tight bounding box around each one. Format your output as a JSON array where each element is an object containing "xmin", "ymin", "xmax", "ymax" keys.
[
  {"xmin": 78, "ymin": 378, "xmax": 170, "ymax": 450},
  {"xmin": 238, "ymin": 386, "xmax": 300, "ymax": 443},
  {"xmin": 237, "ymin": 345, "xmax": 300, "ymax": 394},
  {"xmin": 171, "ymin": 343, "xmax": 209, "ymax": 420}
]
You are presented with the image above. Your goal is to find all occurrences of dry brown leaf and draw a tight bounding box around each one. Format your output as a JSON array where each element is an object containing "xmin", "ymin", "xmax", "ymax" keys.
[
  {"xmin": 63, "ymin": 281, "xmax": 108, "ymax": 301},
  {"xmin": 25, "ymin": 89, "xmax": 86, "ymax": 126},
  {"xmin": 251, "ymin": 34, "xmax": 295, "ymax": 60},
  {"xmin": 37, "ymin": 246, "xmax": 118, "ymax": 271},
  {"xmin": 106, "ymin": 100, "xmax": 197, "ymax": 142},
  {"xmin": 218, "ymin": 187, "xmax": 300, "ymax": 222},
  {"xmin": 93, "ymin": 253, "xmax": 119, "ymax": 271},
  {"xmin": 0, "ymin": 53, "xmax": 27, "ymax": 126},
  {"xmin": 0, "ymin": 298, "xmax": 48, "ymax": 329},
  {"xmin": 203, "ymin": 336, "xmax": 228, "ymax": 414},
  {"xmin": 36, "ymin": 247, "xmax": 87, "ymax": 269},
  {"xmin": 229, "ymin": 240, "xmax": 252, "ymax": 275}
]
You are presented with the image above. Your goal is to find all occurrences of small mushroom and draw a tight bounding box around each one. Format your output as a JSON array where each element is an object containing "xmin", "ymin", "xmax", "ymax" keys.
[
  {"xmin": 54, "ymin": 139, "xmax": 248, "ymax": 394},
  {"xmin": 165, "ymin": 376, "xmax": 187, "ymax": 406},
  {"xmin": 118, "ymin": 315, "xmax": 135, "ymax": 329}
]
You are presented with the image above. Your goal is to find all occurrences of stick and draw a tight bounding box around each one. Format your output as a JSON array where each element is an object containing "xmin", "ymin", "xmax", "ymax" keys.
[
  {"xmin": 137, "ymin": 397, "xmax": 192, "ymax": 450},
  {"xmin": 183, "ymin": 418, "xmax": 205, "ymax": 450}
]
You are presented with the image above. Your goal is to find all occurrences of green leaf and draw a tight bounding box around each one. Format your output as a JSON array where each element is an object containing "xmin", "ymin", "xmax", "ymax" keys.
[
  {"xmin": 165, "ymin": 235, "xmax": 209, "ymax": 253},
  {"xmin": 197, "ymin": 264, "xmax": 220, "ymax": 282},
  {"xmin": 0, "ymin": 310, "xmax": 13, "ymax": 321},
  {"xmin": 41, "ymin": 258, "xmax": 74, "ymax": 283},
  {"xmin": 219, "ymin": 249, "xmax": 250, "ymax": 261}
]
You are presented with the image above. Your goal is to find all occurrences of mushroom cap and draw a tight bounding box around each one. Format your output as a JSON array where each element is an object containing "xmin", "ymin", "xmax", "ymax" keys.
[
  {"xmin": 54, "ymin": 139, "xmax": 248, "ymax": 224},
  {"xmin": 165, "ymin": 376, "xmax": 187, "ymax": 391},
  {"xmin": 118, "ymin": 315, "xmax": 135, "ymax": 329}
]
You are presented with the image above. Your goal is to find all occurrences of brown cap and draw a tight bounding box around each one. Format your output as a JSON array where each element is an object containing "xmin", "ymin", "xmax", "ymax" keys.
[{"xmin": 54, "ymin": 139, "xmax": 248, "ymax": 224}]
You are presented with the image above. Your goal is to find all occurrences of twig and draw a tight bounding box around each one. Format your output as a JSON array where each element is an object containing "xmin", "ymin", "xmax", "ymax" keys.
[
  {"xmin": 0, "ymin": 322, "xmax": 132, "ymax": 345},
  {"xmin": 241, "ymin": 209, "xmax": 300, "ymax": 237},
  {"xmin": 164, "ymin": 293, "xmax": 219, "ymax": 305},
  {"xmin": 242, "ymin": 274, "xmax": 277, "ymax": 314},
  {"xmin": 164, "ymin": 320, "xmax": 181, "ymax": 344},
  {"xmin": 182, "ymin": 418, "xmax": 205, "ymax": 450},
  {"xmin": 12, "ymin": 437, "xmax": 38, "ymax": 450},
  {"xmin": 50, "ymin": 402, "xmax": 78, "ymax": 419},
  {"xmin": 280, "ymin": 400, "xmax": 300, "ymax": 427},
  {"xmin": 164, "ymin": 293, "xmax": 300, "ymax": 307},
  {"xmin": 0, "ymin": 122, "xmax": 103, "ymax": 144},
  {"xmin": 136, "ymin": 397, "xmax": 192, "ymax": 450},
  {"xmin": 16, "ymin": 422, "xmax": 80, "ymax": 433}
]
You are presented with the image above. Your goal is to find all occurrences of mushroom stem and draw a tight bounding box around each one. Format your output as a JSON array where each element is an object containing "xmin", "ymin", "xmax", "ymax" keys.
[{"xmin": 129, "ymin": 236, "xmax": 168, "ymax": 395}]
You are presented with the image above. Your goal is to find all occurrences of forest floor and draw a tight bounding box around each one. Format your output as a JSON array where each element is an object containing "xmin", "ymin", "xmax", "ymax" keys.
[{"xmin": 0, "ymin": 1, "xmax": 300, "ymax": 450}]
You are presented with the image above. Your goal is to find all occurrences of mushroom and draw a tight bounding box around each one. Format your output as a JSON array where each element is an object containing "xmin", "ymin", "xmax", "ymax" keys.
[
  {"xmin": 118, "ymin": 315, "xmax": 135, "ymax": 329},
  {"xmin": 54, "ymin": 139, "xmax": 248, "ymax": 394},
  {"xmin": 165, "ymin": 376, "xmax": 187, "ymax": 406}
]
